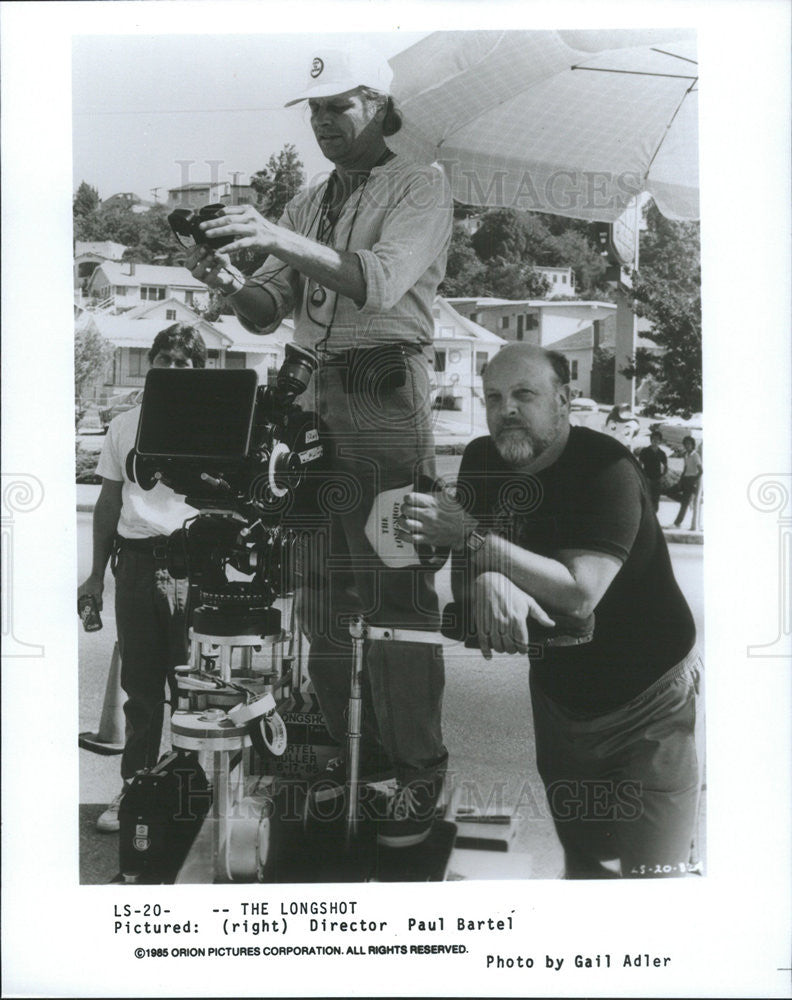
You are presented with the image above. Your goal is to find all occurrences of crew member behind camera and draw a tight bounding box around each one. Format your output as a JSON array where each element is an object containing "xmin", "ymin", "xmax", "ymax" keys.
[
  {"xmin": 78, "ymin": 324, "xmax": 207, "ymax": 833},
  {"xmin": 186, "ymin": 47, "xmax": 453, "ymax": 848},
  {"xmin": 400, "ymin": 344, "xmax": 703, "ymax": 878}
]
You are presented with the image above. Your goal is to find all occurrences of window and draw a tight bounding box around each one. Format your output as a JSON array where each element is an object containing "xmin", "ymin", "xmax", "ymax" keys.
[
  {"xmin": 166, "ymin": 309, "xmax": 177, "ymax": 320},
  {"xmin": 141, "ymin": 286, "xmax": 166, "ymax": 301},
  {"xmin": 562, "ymin": 274, "xmax": 567, "ymax": 284},
  {"xmin": 128, "ymin": 348, "xmax": 149, "ymax": 377},
  {"xmin": 185, "ymin": 290, "xmax": 194, "ymax": 306},
  {"xmin": 570, "ymin": 360, "xmax": 578, "ymax": 380},
  {"xmin": 525, "ymin": 313, "xmax": 539, "ymax": 330},
  {"xmin": 224, "ymin": 352, "xmax": 246, "ymax": 370},
  {"xmin": 470, "ymin": 312, "xmax": 480, "ymax": 324},
  {"xmin": 475, "ymin": 351, "xmax": 488, "ymax": 375},
  {"xmin": 433, "ymin": 349, "xmax": 447, "ymax": 372},
  {"xmin": 552, "ymin": 274, "xmax": 558, "ymax": 283},
  {"xmin": 115, "ymin": 286, "xmax": 127, "ymax": 296},
  {"xmin": 500, "ymin": 316, "xmax": 510, "ymax": 329}
]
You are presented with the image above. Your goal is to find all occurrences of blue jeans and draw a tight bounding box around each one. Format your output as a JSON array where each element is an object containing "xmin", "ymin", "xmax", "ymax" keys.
[
  {"xmin": 530, "ymin": 647, "xmax": 704, "ymax": 878},
  {"xmin": 300, "ymin": 351, "xmax": 447, "ymax": 780},
  {"xmin": 674, "ymin": 476, "xmax": 700, "ymax": 526},
  {"xmin": 114, "ymin": 547, "xmax": 190, "ymax": 780}
]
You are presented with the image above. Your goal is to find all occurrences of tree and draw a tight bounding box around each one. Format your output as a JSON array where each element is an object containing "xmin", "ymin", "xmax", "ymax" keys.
[
  {"xmin": 73, "ymin": 181, "xmax": 100, "ymax": 220},
  {"xmin": 590, "ymin": 346, "xmax": 615, "ymax": 404},
  {"xmin": 471, "ymin": 209, "xmax": 550, "ymax": 262},
  {"xmin": 625, "ymin": 201, "xmax": 702, "ymax": 415},
  {"xmin": 439, "ymin": 223, "xmax": 487, "ymax": 296},
  {"xmin": 481, "ymin": 257, "xmax": 550, "ymax": 300},
  {"xmin": 551, "ymin": 228, "xmax": 611, "ymax": 299},
  {"xmin": 250, "ymin": 143, "xmax": 306, "ymax": 222},
  {"xmin": 74, "ymin": 324, "xmax": 114, "ymax": 414}
]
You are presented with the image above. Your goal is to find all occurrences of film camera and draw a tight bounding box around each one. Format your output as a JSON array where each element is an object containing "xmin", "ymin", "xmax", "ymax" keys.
[
  {"xmin": 126, "ymin": 343, "xmax": 330, "ymax": 626},
  {"xmin": 121, "ymin": 346, "xmax": 333, "ymax": 883},
  {"xmin": 167, "ymin": 202, "xmax": 234, "ymax": 251}
]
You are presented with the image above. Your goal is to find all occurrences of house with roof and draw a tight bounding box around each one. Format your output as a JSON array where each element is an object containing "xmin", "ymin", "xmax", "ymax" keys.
[
  {"xmin": 74, "ymin": 240, "xmax": 128, "ymax": 294},
  {"xmin": 85, "ymin": 261, "xmax": 210, "ymax": 312},
  {"xmin": 167, "ymin": 181, "xmax": 257, "ymax": 210},
  {"xmin": 535, "ymin": 266, "xmax": 576, "ymax": 298},
  {"xmin": 429, "ymin": 297, "xmax": 506, "ymax": 438},
  {"xmin": 77, "ymin": 296, "xmax": 502, "ymax": 438},
  {"xmin": 102, "ymin": 192, "xmax": 155, "ymax": 214},
  {"xmin": 548, "ymin": 319, "xmax": 661, "ymax": 400},
  {"xmin": 447, "ymin": 296, "xmax": 618, "ymax": 349},
  {"xmin": 80, "ymin": 297, "xmax": 291, "ymax": 402}
]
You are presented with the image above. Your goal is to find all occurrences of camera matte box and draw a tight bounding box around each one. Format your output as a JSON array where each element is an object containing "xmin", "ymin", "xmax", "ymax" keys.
[{"xmin": 136, "ymin": 368, "xmax": 258, "ymax": 460}]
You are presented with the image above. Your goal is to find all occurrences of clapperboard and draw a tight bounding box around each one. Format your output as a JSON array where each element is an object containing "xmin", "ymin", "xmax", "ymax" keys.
[{"xmin": 250, "ymin": 687, "xmax": 337, "ymax": 779}]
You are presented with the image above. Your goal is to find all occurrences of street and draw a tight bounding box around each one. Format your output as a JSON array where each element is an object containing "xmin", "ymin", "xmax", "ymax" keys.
[{"xmin": 76, "ymin": 499, "xmax": 703, "ymax": 883}]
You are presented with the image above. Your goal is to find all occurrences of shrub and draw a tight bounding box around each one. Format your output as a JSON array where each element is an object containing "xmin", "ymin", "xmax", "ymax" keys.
[{"xmin": 76, "ymin": 444, "xmax": 101, "ymax": 484}]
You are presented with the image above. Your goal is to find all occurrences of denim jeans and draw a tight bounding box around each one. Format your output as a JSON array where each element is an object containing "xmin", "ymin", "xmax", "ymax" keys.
[
  {"xmin": 114, "ymin": 547, "xmax": 190, "ymax": 779},
  {"xmin": 299, "ymin": 350, "xmax": 448, "ymax": 780}
]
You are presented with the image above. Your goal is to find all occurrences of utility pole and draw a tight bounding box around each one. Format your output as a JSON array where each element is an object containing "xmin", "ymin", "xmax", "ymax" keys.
[{"xmin": 150, "ymin": 187, "xmax": 161, "ymax": 204}]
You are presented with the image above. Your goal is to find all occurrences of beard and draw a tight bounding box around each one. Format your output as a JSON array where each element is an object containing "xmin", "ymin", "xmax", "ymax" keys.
[{"xmin": 493, "ymin": 419, "xmax": 560, "ymax": 467}]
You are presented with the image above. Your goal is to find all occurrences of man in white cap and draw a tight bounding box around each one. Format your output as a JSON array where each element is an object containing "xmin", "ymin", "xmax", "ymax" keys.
[{"xmin": 187, "ymin": 45, "xmax": 453, "ymax": 849}]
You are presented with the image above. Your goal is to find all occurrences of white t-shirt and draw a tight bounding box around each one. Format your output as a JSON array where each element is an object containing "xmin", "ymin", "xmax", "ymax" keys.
[
  {"xmin": 682, "ymin": 450, "xmax": 703, "ymax": 477},
  {"xmin": 95, "ymin": 405, "xmax": 196, "ymax": 539}
]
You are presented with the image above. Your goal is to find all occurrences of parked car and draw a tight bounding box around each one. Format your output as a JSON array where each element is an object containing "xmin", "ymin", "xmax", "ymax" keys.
[
  {"xmin": 569, "ymin": 396, "xmax": 602, "ymax": 428},
  {"xmin": 651, "ymin": 413, "xmax": 703, "ymax": 452},
  {"xmin": 99, "ymin": 388, "xmax": 144, "ymax": 432}
]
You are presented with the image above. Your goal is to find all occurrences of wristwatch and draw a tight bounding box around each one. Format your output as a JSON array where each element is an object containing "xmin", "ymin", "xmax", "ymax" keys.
[{"xmin": 465, "ymin": 528, "xmax": 489, "ymax": 553}]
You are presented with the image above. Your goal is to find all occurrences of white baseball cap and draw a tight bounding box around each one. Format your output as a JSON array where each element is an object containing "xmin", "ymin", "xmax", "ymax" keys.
[{"xmin": 284, "ymin": 47, "xmax": 393, "ymax": 107}]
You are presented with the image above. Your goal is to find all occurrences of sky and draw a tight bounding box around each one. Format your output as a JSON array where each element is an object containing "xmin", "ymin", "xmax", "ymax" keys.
[{"xmin": 72, "ymin": 31, "xmax": 430, "ymax": 201}]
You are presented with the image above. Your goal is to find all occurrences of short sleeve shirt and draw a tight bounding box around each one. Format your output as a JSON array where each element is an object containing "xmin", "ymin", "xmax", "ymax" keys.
[
  {"xmin": 453, "ymin": 427, "xmax": 696, "ymax": 712},
  {"xmin": 96, "ymin": 406, "xmax": 197, "ymax": 539}
]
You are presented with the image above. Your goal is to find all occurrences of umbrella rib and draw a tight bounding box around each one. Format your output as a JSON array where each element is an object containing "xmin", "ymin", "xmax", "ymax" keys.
[
  {"xmin": 570, "ymin": 66, "xmax": 698, "ymax": 80},
  {"xmin": 650, "ymin": 47, "xmax": 698, "ymax": 66},
  {"xmin": 643, "ymin": 78, "xmax": 699, "ymax": 182}
]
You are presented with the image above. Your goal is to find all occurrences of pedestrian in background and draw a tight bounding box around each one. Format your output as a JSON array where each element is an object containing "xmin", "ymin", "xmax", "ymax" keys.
[
  {"xmin": 672, "ymin": 435, "xmax": 703, "ymax": 529},
  {"xmin": 639, "ymin": 430, "xmax": 668, "ymax": 512}
]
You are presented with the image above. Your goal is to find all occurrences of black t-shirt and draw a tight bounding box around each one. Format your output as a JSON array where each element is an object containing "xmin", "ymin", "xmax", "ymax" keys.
[
  {"xmin": 453, "ymin": 427, "xmax": 696, "ymax": 713},
  {"xmin": 639, "ymin": 445, "xmax": 667, "ymax": 481}
]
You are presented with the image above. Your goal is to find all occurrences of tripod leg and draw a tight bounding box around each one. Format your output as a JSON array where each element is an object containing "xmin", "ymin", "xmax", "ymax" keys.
[{"xmin": 345, "ymin": 632, "xmax": 365, "ymax": 847}]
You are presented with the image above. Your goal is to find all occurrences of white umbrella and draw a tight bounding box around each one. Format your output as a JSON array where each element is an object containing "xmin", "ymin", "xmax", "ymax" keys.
[{"xmin": 387, "ymin": 29, "xmax": 698, "ymax": 223}]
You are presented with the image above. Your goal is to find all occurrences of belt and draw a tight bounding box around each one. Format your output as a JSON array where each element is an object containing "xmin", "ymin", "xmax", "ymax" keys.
[
  {"xmin": 116, "ymin": 535, "xmax": 169, "ymax": 558},
  {"xmin": 320, "ymin": 343, "xmax": 425, "ymax": 366}
]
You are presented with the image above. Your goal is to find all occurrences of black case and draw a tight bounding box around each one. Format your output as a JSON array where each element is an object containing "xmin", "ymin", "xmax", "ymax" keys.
[{"xmin": 119, "ymin": 751, "xmax": 212, "ymax": 883}]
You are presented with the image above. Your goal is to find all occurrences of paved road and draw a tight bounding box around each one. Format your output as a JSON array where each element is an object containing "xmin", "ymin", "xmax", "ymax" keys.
[{"xmin": 76, "ymin": 499, "xmax": 703, "ymax": 883}]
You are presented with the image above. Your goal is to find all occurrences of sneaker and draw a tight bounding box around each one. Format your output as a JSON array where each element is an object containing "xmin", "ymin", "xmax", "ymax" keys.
[
  {"xmin": 377, "ymin": 772, "xmax": 444, "ymax": 849},
  {"xmin": 308, "ymin": 754, "xmax": 393, "ymax": 806},
  {"xmin": 96, "ymin": 786, "xmax": 126, "ymax": 833}
]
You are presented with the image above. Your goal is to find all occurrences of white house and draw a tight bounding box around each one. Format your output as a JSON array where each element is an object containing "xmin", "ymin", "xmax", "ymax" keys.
[
  {"xmin": 535, "ymin": 266, "xmax": 576, "ymax": 298},
  {"xmin": 447, "ymin": 296, "xmax": 617, "ymax": 349},
  {"xmin": 167, "ymin": 181, "xmax": 257, "ymax": 209},
  {"xmin": 74, "ymin": 240, "xmax": 128, "ymax": 294},
  {"xmin": 86, "ymin": 261, "xmax": 210, "ymax": 313},
  {"xmin": 549, "ymin": 321, "xmax": 661, "ymax": 400},
  {"xmin": 79, "ymin": 295, "xmax": 503, "ymax": 431},
  {"xmin": 429, "ymin": 297, "xmax": 506, "ymax": 439},
  {"xmin": 80, "ymin": 297, "xmax": 291, "ymax": 401}
]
